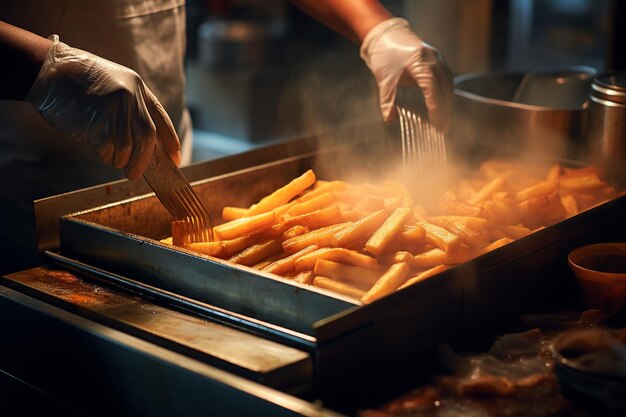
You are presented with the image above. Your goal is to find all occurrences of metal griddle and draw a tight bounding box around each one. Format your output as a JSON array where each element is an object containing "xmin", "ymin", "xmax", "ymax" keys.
[{"xmin": 36, "ymin": 126, "xmax": 626, "ymax": 406}]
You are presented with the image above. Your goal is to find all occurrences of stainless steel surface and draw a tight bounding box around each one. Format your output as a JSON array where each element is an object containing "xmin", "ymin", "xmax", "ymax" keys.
[
  {"xmin": 0, "ymin": 279, "xmax": 343, "ymax": 417},
  {"xmin": 143, "ymin": 144, "xmax": 214, "ymax": 243},
  {"xmin": 1, "ymin": 267, "xmax": 312, "ymax": 391},
  {"xmin": 453, "ymin": 68, "xmax": 595, "ymax": 159},
  {"xmin": 587, "ymin": 72, "xmax": 626, "ymax": 186}
]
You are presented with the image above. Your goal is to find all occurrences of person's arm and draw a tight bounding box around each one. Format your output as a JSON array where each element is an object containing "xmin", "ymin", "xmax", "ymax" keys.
[
  {"xmin": 289, "ymin": 1, "xmax": 454, "ymax": 132},
  {"xmin": 0, "ymin": 21, "xmax": 180, "ymax": 179},
  {"xmin": 0, "ymin": 21, "xmax": 52, "ymax": 100},
  {"xmin": 289, "ymin": 0, "xmax": 392, "ymax": 42}
]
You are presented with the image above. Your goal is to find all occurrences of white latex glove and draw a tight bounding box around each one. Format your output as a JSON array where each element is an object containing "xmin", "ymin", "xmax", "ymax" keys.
[
  {"xmin": 26, "ymin": 35, "xmax": 181, "ymax": 180},
  {"xmin": 360, "ymin": 18, "xmax": 454, "ymax": 132}
]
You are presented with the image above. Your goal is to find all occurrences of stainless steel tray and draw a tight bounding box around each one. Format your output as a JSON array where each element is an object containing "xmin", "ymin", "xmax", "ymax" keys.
[{"xmin": 50, "ymin": 131, "xmax": 626, "ymax": 404}]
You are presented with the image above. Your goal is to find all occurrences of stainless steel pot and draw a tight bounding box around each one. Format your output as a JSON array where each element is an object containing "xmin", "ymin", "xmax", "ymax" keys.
[
  {"xmin": 451, "ymin": 67, "xmax": 596, "ymax": 160},
  {"xmin": 587, "ymin": 72, "xmax": 626, "ymax": 186}
]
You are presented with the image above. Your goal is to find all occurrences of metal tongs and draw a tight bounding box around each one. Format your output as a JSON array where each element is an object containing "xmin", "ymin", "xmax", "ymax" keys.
[
  {"xmin": 143, "ymin": 143, "xmax": 214, "ymax": 243},
  {"xmin": 396, "ymin": 88, "xmax": 447, "ymax": 202}
]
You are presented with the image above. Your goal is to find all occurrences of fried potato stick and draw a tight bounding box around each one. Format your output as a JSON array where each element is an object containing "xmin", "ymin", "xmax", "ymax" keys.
[
  {"xmin": 313, "ymin": 276, "xmax": 365, "ymax": 300},
  {"xmin": 294, "ymin": 247, "xmax": 378, "ymax": 271},
  {"xmin": 262, "ymin": 245, "xmax": 319, "ymax": 275},
  {"xmin": 560, "ymin": 174, "xmax": 605, "ymax": 192},
  {"xmin": 331, "ymin": 209, "xmax": 389, "ymax": 248},
  {"xmin": 477, "ymin": 237, "xmax": 513, "ymax": 256},
  {"xmin": 247, "ymin": 169, "xmax": 316, "ymax": 215},
  {"xmin": 281, "ymin": 205, "xmax": 343, "ymax": 230},
  {"xmin": 361, "ymin": 262, "xmax": 411, "ymax": 304},
  {"xmin": 413, "ymin": 247, "xmax": 471, "ymax": 269},
  {"xmin": 469, "ymin": 176, "xmax": 507, "ymax": 205},
  {"xmin": 419, "ymin": 221, "xmax": 462, "ymax": 252},
  {"xmin": 184, "ymin": 241, "xmax": 223, "ymax": 257},
  {"xmin": 286, "ymin": 192, "xmax": 337, "ymax": 217},
  {"xmin": 222, "ymin": 206, "xmax": 250, "ymax": 221},
  {"xmin": 299, "ymin": 180, "xmax": 348, "ymax": 202},
  {"xmin": 215, "ymin": 211, "xmax": 276, "ymax": 240},
  {"xmin": 313, "ymin": 259, "xmax": 381, "ymax": 290},
  {"xmin": 365, "ymin": 207, "xmax": 412, "ymax": 256},
  {"xmin": 282, "ymin": 223, "xmax": 349, "ymax": 254},
  {"xmin": 293, "ymin": 271, "xmax": 315, "ymax": 285},
  {"xmin": 228, "ymin": 238, "xmax": 283, "ymax": 267},
  {"xmin": 399, "ymin": 264, "xmax": 447, "ymax": 290}
]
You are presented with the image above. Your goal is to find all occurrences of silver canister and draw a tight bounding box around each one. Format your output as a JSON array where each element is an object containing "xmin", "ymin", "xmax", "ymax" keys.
[{"xmin": 587, "ymin": 73, "xmax": 626, "ymax": 185}]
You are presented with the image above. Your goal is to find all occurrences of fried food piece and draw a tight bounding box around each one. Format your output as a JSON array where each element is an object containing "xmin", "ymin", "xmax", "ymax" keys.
[
  {"xmin": 517, "ymin": 191, "xmax": 566, "ymax": 228},
  {"xmin": 560, "ymin": 194, "xmax": 579, "ymax": 218},
  {"xmin": 419, "ymin": 221, "xmax": 462, "ymax": 252},
  {"xmin": 313, "ymin": 259, "xmax": 381, "ymax": 290},
  {"xmin": 281, "ymin": 205, "xmax": 343, "ymax": 230},
  {"xmin": 428, "ymin": 215, "xmax": 488, "ymax": 231},
  {"xmin": 228, "ymin": 238, "xmax": 283, "ymax": 267},
  {"xmin": 247, "ymin": 169, "xmax": 316, "ymax": 216},
  {"xmin": 293, "ymin": 270, "xmax": 315, "ymax": 285},
  {"xmin": 365, "ymin": 207, "xmax": 412, "ymax": 256},
  {"xmin": 516, "ymin": 181, "xmax": 558, "ymax": 202},
  {"xmin": 282, "ymin": 223, "xmax": 349, "ymax": 254},
  {"xmin": 361, "ymin": 262, "xmax": 411, "ymax": 304},
  {"xmin": 262, "ymin": 245, "xmax": 319, "ymax": 275},
  {"xmin": 469, "ymin": 176, "xmax": 507, "ymax": 205},
  {"xmin": 501, "ymin": 224, "xmax": 532, "ymax": 240},
  {"xmin": 184, "ymin": 241, "xmax": 223, "ymax": 257},
  {"xmin": 413, "ymin": 247, "xmax": 471, "ymax": 269},
  {"xmin": 433, "ymin": 219, "xmax": 489, "ymax": 249},
  {"xmin": 215, "ymin": 211, "xmax": 276, "ymax": 240},
  {"xmin": 477, "ymin": 237, "xmax": 513, "ymax": 255},
  {"xmin": 437, "ymin": 191, "xmax": 486, "ymax": 218},
  {"xmin": 294, "ymin": 247, "xmax": 378, "ymax": 271},
  {"xmin": 221, "ymin": 206, "xmax": 250, "ymax": 221},
  {"xmin": 399, "ymin": 264, "xmax": 447, "ymax": 290},
  {"xmin": 379, "ymin": 251, "xmax": 418, "ymax": 269},
  {"xmin": 299, "ymin": 180, "xmax": 348, "ymax": 201},
  {"xmin": 560, "ymin": 173, "xmax": 605, "ymax": 192},
  {"xmin": 313, "ymin": 276, "xmax": 365, "ymax": 300},
  {"xmin": 286, "ymin": 192, "xmax": 337, "ymax": 217},
  {"xmin": 397, "ymin": 224, "xmax": 426, "ymax": 245},
  {"xmin": 171, "ymin": 220, "xmax": 190, "ymax": 246},
  {"xmin": 332, "ymin": 209, "xmax": 389, "ymax": 248}
]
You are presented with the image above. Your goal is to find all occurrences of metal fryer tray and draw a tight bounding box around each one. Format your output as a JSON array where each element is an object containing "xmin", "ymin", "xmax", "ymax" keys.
[{"xmin": 53, "ymin": 131, "xmax": 626, "ymax": 400}]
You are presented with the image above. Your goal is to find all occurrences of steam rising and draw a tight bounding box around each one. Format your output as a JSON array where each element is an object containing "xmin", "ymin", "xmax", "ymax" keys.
[{"xmin": 274, "ymin": 49, "xmax": 579, "ymax": 206}]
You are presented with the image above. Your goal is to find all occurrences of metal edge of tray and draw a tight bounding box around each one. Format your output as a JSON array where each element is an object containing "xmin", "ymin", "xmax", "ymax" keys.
[
  {"xmin": 41, "ymin": 250, "xmax": 320, "ymax": 350},
  {"xmin": 0, "ymin": 265, "xmax": 314, "ymax": 394},
  {"xmin": 34, "ymin": 122, "xmax": 392, "ymax": 254},
  {"xmin": 58, "ymin": 216, "xmax": 359, "ymax": 339},
  {"xmin": 0, "ymin": 285, "xmax": 346, "ymax": 417}
]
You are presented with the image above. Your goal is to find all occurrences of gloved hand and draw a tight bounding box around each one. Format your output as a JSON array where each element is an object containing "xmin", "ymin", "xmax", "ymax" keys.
[
  {"xmin": 26, "ymin": 35, "xmax": 181, "ymax": 180},
  {"xmin": 360, "ymin": 18, "xmax": 454, "ymax": 132}
]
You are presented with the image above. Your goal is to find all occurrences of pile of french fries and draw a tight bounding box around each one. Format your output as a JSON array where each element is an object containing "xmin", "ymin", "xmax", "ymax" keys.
[{"xmin": 162, "ymin": 161, "xmax": 618, "ymax": 304}]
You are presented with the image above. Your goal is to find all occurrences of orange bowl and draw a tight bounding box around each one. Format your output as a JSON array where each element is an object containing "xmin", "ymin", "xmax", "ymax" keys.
[{"xmin": 568, "ymin": 243, "xmax": 626, "ymax": 311}]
